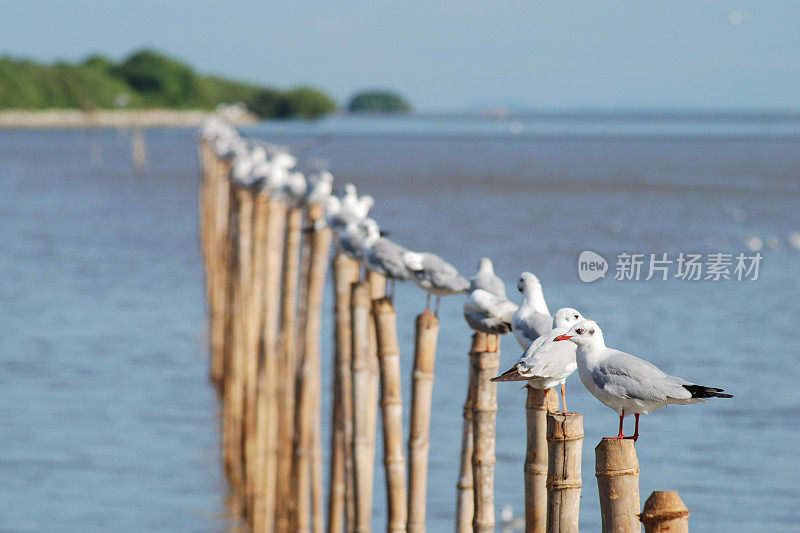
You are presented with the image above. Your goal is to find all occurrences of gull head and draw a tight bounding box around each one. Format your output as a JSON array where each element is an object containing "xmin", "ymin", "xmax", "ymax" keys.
[
  {"xmin": 478, "ymin": 257, "xmax": 494, "ymax": 273},
  {"xmin": 553, "ymin": 308, "xmax": 584, "ymax": 329},
  {"xmin": 517, "ymin": 271, "xmax": 542, "ymax": 294},
  {"xmin": 403, "ymin": 251, "xmax": 426, "ymax": 272},
  {"xmin": 362, "ymin": 218, "xmax": 381, "ymax": 241},
  {"xmin": 554, "ymin": 319, "xmax": 603, "ymax": 347}
]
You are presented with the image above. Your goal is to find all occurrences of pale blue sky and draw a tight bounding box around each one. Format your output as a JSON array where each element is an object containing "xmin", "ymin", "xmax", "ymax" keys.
[{"xmin": 2, "ymin": 1, "xmax": 798, "ymax": 111}]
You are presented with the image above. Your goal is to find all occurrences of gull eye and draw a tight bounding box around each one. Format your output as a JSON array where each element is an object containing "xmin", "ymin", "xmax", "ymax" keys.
[
  {"xmin": 575, "ymin": 328, "xmax": 584, "ymax": 335},
  {"xmin": 573, "ymin": 314, "xmax": 579, "ymax": 319}
]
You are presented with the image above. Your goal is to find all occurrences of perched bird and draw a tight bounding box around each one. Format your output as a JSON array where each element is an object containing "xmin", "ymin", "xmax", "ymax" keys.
[
  {"xmin": 340, "ymin": 184, "xmax": 374, "ymax": 222},
  {"xmin": 511, "ymin": 272, "xmax": 554, "ymax": 349},
  {"xmin": 462, "ymin": 289, "xmax": 518, "ymax": 335},
  {"xmin": 339, "ymin": 219, "xmax": 370, "ymax": 261},
  {"xmin": 554, "ymin": 320, "xmax": 733, "ymax": 441},
  {"xmin": 324, "ymin": 185, "xmax": 374, "ymax": 232},
  {"xmin": 492, "ymin": 307, "xmax": 585, "ymax": 413},
  {"xmin": 304, "ymin": 170, "xmax": 334, "ymax": 206},
  {"xmin": 403, "ymin": 251, "xmax": 469, "ymax": 313},
  {"xmin": 469, "ymin": 257, "xmax": 507, "ymax": 298},
  {"xmin": 361, "ymin": 219, "xmax": 412, "ymax": 294},
  {"xmin": 282, "ymin": 171, "xmax": 308, "ymax": 206}
]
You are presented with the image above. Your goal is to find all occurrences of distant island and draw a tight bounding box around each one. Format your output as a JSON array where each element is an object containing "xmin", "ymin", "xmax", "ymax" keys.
[
  {"xmin": 347, "ymin": 91, "xmax": 411, "ymax": 114},
  {"xmin": 0, "ymin": 49, "xmax": 336, "ymax": 120}
]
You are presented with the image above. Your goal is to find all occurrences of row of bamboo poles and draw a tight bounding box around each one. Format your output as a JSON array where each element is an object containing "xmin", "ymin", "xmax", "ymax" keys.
[{"xmin": 197, "ymin": 127, "xmax": 692, "ymax": 532}]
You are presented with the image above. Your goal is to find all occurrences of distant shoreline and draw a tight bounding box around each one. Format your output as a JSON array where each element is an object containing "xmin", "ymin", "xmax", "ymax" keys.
[{"xmin": 0, "ymin": 109, "xmax": 258, "ymax": 129}]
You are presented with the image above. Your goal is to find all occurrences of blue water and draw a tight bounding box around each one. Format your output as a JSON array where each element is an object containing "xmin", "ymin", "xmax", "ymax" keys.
[{"xmin": 2, "ymin": 116, "xmax": 800, "ymax": 531}]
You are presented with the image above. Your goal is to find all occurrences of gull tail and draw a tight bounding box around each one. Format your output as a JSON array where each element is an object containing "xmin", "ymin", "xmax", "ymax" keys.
[
  {"xmin": 683, "ymin": 384, "xmax": 733, "ymax": 399},
  {"xmin": 491, "ymin": 365, "xmax": 527, "ymax": 383}
]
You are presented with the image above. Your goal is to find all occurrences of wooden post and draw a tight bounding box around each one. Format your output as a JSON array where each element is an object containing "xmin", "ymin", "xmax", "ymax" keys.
[
  {"xmin": 276, "ymin": 206, "xmax": 304, "ymax": 533},
  {"xmin": 471, "ymin": 332, "xmax": 499, "ymax": 533},
  {"xmin": 293, "ymin": 203, "xmax": 332, "ymax": 533},
  {"xmin": 244, "ymin": 191, "xmax": 269, "ymax": 518},
  {"xmin": 351, "ymin": 280, "xmax": 376, "ymax": 533},
  {"xmin": 455, "ymin": 334, "xmax": 480, "ymax": 533},
  {"xmin": 524, "ymin": 388, "xmax": 558, "ymax": 533},
  {"xmin": 595, "ymin": 439, "xmax": 641, "ymax": 533},
  {"xmin": 131, "ymin": 127, "xmax": 147, "ymax": 172},
  {"xmin": 372, "ymin": 298, "xmax": 407, "ymax": 533},
  {"xmin": 545, "ymin": 413, "xmax": 583, "ymax": 533},
  {"xmin": 407, "ymin": 310, "xmax": 439, "ymax": 533},
  {"xmin": 222, "ymin": 185, "xmax": 251, "ymax": 502},
  {"xmin": 210, "ymin": 160, "xmax": 232, "ymax": 392},
  {"xmin": 639, "ymin": 491, "xmax": 690, "ymax": 533},
  {"xmin": 253, "ymin": 195, "xmax": 287, "ymax": 532},
  {"xmin": 329, "ymin": 253, "xmax": 360, "ymax": 533}
]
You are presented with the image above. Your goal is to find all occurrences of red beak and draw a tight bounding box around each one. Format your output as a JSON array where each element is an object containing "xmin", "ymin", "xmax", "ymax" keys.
[{"xmin": 553, "ymin": 334, "xmax": 573, "ymax": 342}]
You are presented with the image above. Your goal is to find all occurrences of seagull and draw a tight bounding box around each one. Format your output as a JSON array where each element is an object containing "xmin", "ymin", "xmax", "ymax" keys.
[
  {"xmin": 304, "ymin": 170, "xmax": 334, "ymax": 206},
  {"xmin": 469, "ymin": 257, "xmax": 507, "ymax": 298},
  {"xmin": 339, "ymin": 219, "xmax": 370, "ymax": 261},
  {"xmin": 462, "ymin": 289, "xmax": 518, "ymax": 335},
  {"xmin": 492, "ymin": 308, "xmax": 585, "ymax": 413},
  {"xmin": 403, "ymin": 251, "xmax": 469, "ymax": 314},
  {"xmin": 361, "ymin": 218, "xmax": 411, "ymax": 294},
  {"xmin": 511, "ymin": 272, "xmax": 554, "ymax": 349},
  {"xmin": 282, "ymin": 171, "xmax": 307, "ymax": 206},
  {"xmin": 340, "ymin": 184, "xmax": 374, "ymax": 222},
  {"xmin": 554, "ymin": 320, "xmax": 733, "ymax": 441}
]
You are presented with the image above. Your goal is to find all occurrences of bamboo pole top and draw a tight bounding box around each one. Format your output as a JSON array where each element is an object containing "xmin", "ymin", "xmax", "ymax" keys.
[
  {"xmin": 415, "ymin": 309, "xmax": 438, "ymax": 329},
  {"xmin": 594, "ymin": 439, "xmax": 640, "ymax": 478},
  {"xmin": 640, "ymin": 491, "xmax": 690, "ymax": 527},
  {"xmin": 546, "ymin": 413, "xmax": 584, "ymax": 442}
]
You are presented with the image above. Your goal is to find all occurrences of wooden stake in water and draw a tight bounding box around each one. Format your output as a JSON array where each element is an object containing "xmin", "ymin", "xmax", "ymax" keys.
[
  {"xmin": 595, "ymin": 439, "xmax": 641, "ymax": 533},
  {"xmin": 524, "ymin": 388, "xmax": 558, "ymax": 533},
  {"xmin": 350, "ymin": 280, "xmax": 376, "ymax": 533},
  {"xmin": 455, "ymin": 334, "xmax": 480, "ymax": 533},
  {"xmin": 639, "ymin": 491, "xmax": 690, "ymax": 533},
  {"xmin": 253, "ymin": 195, "xmax": 287, "ymax": 532},
  {"xmin": 276, "ymin": 205, "xmax": 304, "ymax": 533},
  {"xmin": 210, "ymin": 160, "xmax": 232, "ymax": 392},
  {"xmin": 131, "ymin": 127, "xmax": 147, "ymax": 172},
  {"xmin": 293, "ymin": 203, "xmax": 331, "ymax": 533},
  {"xmin": 407, "ymin": 310, "xmax": 439, "ymax": 533},
  {"xmin": 328, "ymin": 252, "xmax": 360, "ymax": 533},
  {"xmin": 545, "ymin": 413, "xmax": 583, "ymax": 533},
  {"xmin": 471, "ymin": 332, "xmax": 499, "ymax": 533},
  {"xmin": 372, "ymin": 297, "xmax": 407, "ymax": 533}
]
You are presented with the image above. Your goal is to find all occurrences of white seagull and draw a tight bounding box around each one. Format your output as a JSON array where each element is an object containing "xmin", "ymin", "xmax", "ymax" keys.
[
  {"xmin": 403, "ymin": 251, "xmax": 469, "ymax": 313},
  {"xmin": 339, "ymin": 219, "xmax": 370, "ymax": 261},
  {"xmin": 304, "ymin": 170, "xmax": 334, "ymax": 206},
  {"xmin": 511, "ymin": 272, "xmax": 554, "ymax": 349},
  {"xmin": 492, "ymin": 308, "xmax": 585, "ymax": 413},
  {"xmin": 361, "ymin": 219, "xmax": 412, "ymax": 293},
  {"xmin": 469, "ymin": 257, "xmax": 507, "ymax": 298},
  {"xmin": 554, "ymin": 320, "xmax": 733, "ymax": 441},
  {"xmin": 462, "ymin": 289, "xmax": 518, "ymax": 335}
]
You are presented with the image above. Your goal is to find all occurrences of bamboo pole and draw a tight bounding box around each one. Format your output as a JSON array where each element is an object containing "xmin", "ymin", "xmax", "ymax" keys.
[
  {"xmin": 545, "ymin": 413, "xmax": 583, "ymax": 533},
  {"xmin": 595, "ymin": 439, "xmax": 641, "ymax": 533},
  {"xmin": 210, "ymin": 160, "xmax": 232, "ymax": 391},
  {"xmin": 351, "ymin": 280, "xmax": 377, "ymax": 533},
  {"xmin": 455, "ymin": 334, "xmax": 480, "ymax": 533},
  {"xmin": 329, "ymin": 252, "xmax": 360, "ymax": 533},
  {"xmin": 407, "ymin": 310, "xmax": 439, "ymax": 533},
  {"xmin": 471, "ymin": 332, "xmax": 499, "ymax": 533},
  {"xmin": 525, "ymin": 388, "xmax": 559, "ymax": 533},
  {"xmin": 293, "ymin": 204, "xmax": 332, "ymax": 533},
  {"xmin": 276, "ymin": 206, "xmax": 304, "ymax": 533},
  {"xmin": 253, "ymin": 195, "xmax": 288, "ymax": 532},
  {"xmin": 372, "ymin": 298, "xmax": 407, "ymax": 533},
  {"xmin": 244, "ymin": 191, "xmax": 270, "ymax": 518},
  {"xmin": 639, "ymin": 491, "xmax": 690, "ymax": 533}
]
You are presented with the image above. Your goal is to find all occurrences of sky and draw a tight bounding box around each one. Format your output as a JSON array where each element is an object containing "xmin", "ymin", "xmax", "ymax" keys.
[{"xmin": 2, "ymin": 1, "xmax": 799, "ymax": 112}]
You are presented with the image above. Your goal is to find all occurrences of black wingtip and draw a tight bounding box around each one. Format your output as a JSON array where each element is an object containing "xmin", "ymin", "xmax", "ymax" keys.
[{"xmin": 684, "ymin": 384, "xmax": 733, "ymax": 399}]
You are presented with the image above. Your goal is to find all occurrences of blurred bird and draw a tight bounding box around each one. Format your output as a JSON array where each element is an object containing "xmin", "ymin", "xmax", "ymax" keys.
[
  {"xmin": 469, "ymin": 257, "xmax": 507, "ymax": 298},
  {"xmin": 403, "ymin": 251, "xmax": 469, "ymax": 314},
  {"xmin": 511, "ymin": 272, "xmax": 553, "ymax": 349},
  {"xmin": 462, "ymin": 289, "xmax": 518, "ymax": 335}
]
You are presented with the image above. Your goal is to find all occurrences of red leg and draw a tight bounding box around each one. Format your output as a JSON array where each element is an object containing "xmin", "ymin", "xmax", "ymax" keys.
[
  {"xmin": 560, "ymin": 383, "xmax": 569, "ymax": 415},
  {"xmin": 607, "ymin": 410, "xmax": 625, "ymax": 439}
]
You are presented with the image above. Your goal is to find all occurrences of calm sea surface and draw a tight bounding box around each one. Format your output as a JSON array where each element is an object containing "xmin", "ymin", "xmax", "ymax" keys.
[{"xmin": 2, "ymin": 115, "xmax": 799, "ymax": 532}]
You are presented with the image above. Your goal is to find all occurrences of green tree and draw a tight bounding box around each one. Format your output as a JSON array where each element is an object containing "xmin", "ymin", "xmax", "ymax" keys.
[
  {"xmin": 276, "ymin": 87, "xmax": 337, "ymax": 119},
  {"xmin": 347, "ymin": 90, "xmax": 411, "ymax": 114}
]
